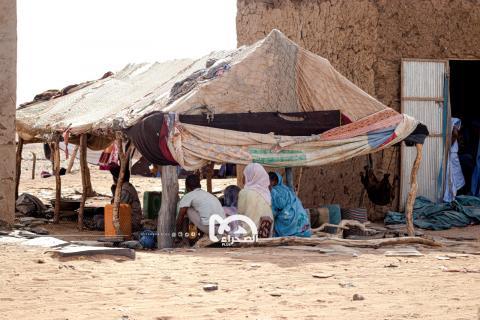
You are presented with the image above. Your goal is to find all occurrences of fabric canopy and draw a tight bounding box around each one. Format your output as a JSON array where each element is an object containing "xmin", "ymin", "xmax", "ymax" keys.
[{"xmin": 16, "ymin": 29, "xmax": 422, "ymax": 170}]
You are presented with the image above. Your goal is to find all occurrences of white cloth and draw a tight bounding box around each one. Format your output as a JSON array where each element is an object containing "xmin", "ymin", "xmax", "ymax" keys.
[
  {"xmin": 178, "ymin": 188, "xmax": 225, "ymax": 226},
  {"xmin": 444, "ymin": 118, "xmax": 465, "ymax": 202}
]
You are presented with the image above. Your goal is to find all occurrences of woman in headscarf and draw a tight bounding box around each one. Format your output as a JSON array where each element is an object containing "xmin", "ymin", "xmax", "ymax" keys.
[
  {"xmin": 269, "ymin": 172, "xmax": 311, "ymax": 237},
  {"xmin": 444, "ymin": 118, "xmax": 465, "ymax": 202},
  {"xmin": 237, "ymin": 163, "xmax": 273, "ymax": 237}
]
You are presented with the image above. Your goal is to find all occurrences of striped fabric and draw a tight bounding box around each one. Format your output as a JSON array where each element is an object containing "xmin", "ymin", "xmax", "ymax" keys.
[{"xmin": 341, "ymin": 208, "xmax": 368, "ymax": 223}]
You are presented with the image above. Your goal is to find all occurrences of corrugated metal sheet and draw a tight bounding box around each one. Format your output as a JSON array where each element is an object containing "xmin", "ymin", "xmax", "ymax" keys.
[
  {"xmin": 403, "ymin": 100, "xmax": 443, "ymax": 135},
  {"xmin": 402, "ymin": 61, "xmax": 445, "ymax": 98},
  {"xmin": 400, "ymin": 60, "xmax": 447, "ymax": 210}
]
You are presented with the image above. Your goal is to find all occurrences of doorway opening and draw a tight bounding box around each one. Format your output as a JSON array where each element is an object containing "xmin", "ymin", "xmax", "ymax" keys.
[{"xmin": 449, "ymin": 60, "xmax": 480, "ymax": 195}]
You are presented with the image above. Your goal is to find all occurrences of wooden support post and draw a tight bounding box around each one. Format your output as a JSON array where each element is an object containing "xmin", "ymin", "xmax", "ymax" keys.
[
  {"xmin": 15, "ymin": 138, "xmax": 24, "ymax": 201},
  {"xmin": 405, "ymin": 143, "xmax": 423, "ymax": 237},
  {"xmin": 30, "ymin": 152, "xmax": 36, "ymax": 180},
  {"xmin": 285, "ymin": 167, "xmax": 294, "ymax": 189},
  {"xmin": 157, "ymin": 165, "xmax": 179, "ymax": 249},
  {"xmin": 52, "ymin": 140, "xmax": 61, "ymax": 224},
  {"xmin": 206, "ymin": 162, "xmax": 214, "ymax": 193},
  {"xmin": 236, "ymin": 164, "xmax": 246, "ymax": 188},
  {"xmin": 112, "ymin": 132, "xmax": 127, "ymax": 235},
  {"xmin": 85, "ymin": 163, "xmax": 93, "ymax": 196},
  {"xmin": 78, "ymin": 135, "xmax": 88, "ymax": 230},
  {"xmin": 66, "ymin": 145, "xmax": 79, "ymax": 173},
  {"xmin": 295, "ymin": 167, "xmax": 304, "ymax": 195}
]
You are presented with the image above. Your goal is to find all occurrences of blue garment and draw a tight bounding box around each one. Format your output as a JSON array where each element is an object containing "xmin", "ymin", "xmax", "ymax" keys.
[
  {"xmin": 471, "ymin": 139, "xmax": 480, "ymax": 197},
  {"xmin": 444, "ymin": 118, "xmax": 465, "ymax": 202},
  {"xmin": 385, "ymin": 196, "xmax": 480, "ymax": 230},
  {"xmin": 270, "ymin": 172, "xmax": 311, "ymax": 237}
]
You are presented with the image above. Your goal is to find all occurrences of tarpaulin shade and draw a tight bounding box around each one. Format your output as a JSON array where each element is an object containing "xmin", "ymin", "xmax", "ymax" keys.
[{"xmin": 16, "ymin": 29, "xmax": 423, "ymax": 170}]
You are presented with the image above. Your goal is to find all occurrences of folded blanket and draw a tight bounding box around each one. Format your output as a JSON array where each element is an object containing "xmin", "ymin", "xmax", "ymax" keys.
[{"xmin": 385, "ymin": 196, "xmax": 480, "ymax": 230}]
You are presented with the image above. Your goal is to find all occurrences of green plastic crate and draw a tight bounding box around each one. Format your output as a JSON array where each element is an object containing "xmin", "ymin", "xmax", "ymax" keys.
[{"xmin": 143, "ymin": 191, "xmax": 162, "ymax": 219}]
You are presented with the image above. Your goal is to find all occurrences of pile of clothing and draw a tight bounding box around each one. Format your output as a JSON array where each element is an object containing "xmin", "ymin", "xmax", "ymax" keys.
[
  {"xmin": 385, "ymin": 195, "xmax": 480, "ymax": 230},
  {"xmin": 168, "ymin": 59, "xmax": 231, "ymax": 104}
]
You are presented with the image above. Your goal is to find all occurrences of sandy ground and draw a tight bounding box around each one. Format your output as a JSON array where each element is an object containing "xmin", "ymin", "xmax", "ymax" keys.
[
  {"xmin": 4, "ymin": 144, "xmax": 480, "ymax": 319},
  {"xmin": 1, "ymin": 243, "xmax": 480, "ymax": 320}
]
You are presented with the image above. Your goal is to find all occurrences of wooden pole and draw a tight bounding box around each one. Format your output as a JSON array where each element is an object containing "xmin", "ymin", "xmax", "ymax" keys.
[
  {"xmin": 295, "ymin": 167, "xmax": 304, "ymax": 195},
  {"xmin": 157, "ymin": 165, "xmax": 179, "ymax": 249},
  {"xmin": 66, "ymin": 145, "xmax": 79, "ymax": 173},
  {"xmin": 30, "ymin": 152, "xmax": 36, "ymax": 180},
  {"xmin": 236, "ymin": 164, "xmax": 246, "ymax": 188},
  {"xmin": 78, "ymin": 135, "xmax": 88, "ymax": 230},
  {"xmin": 405, "ymin": 143, "xmax": 423, "ymax": 237},
  {"xmin": 15, "ymin": 138, "xmax": 24, "ymax": 201},
  {"xmin": 112, "ymin": 132, "xmax": 127, "ymax": 235},
  {"xmin": 52, "ymin": 140, "xmax": 61, "ymax": 224},
  {"xmin": 206, "ymin": 162, "xmax": 214, "ymax": 193}
]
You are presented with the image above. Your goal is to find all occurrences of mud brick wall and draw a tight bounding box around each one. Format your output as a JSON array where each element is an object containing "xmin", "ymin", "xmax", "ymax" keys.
[
  {"xmin": 0, "ymin": 0, "xmax": 17, "ymax": 224},
  {"xmin": 237, "ymin": 0, "xmax": 480, "ymax": 219}
]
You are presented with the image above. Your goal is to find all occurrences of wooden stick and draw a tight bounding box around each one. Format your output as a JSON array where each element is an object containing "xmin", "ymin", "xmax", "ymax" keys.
[
  {"xmin": 112, "ymin": 132, "xmax": 126, "ymax": 235},
  {"xmin": 241, "ymin": 236, "xmax": 441, "ymax": 249},
  {"xmin": 30, "ymin": 152, "xmax": 36, "ymax": 180},
  {"xmin": 405, "ymin": 143, "xmax": 423, "ymax": 237},
  {"xmin": 78, "ymin": 135, "xmax": 88, "ymax": 230},
  {"xmin": 295, "ymin": 167, "xmax": 304, "ymax": 195},
  {"xmin": 157, "ymin": 165, "xmax": 179, "ymax": 249},
  {"xmin": 15, "ymin": 138, "xmax": 24, "ymax": 200},
  {"xmin": 206, "ymin": 162, "xmax": 214, "ymax": 193},
  {"xmin": 52, "ymin": 140, "xmax": 61, "ymax": 224},
  {"xmin": 66, "ymin": 145, "xmax": 79, "ymax": 173},
  {"xmin": 236, "ymin": 164, "xmax": 246, "ymax": 188}
]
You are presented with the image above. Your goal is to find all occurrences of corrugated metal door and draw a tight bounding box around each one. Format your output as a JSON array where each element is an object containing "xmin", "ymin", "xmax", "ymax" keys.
[{"xmin": 400, "ymin": 59, "xmax": 449, "ymax": 210}]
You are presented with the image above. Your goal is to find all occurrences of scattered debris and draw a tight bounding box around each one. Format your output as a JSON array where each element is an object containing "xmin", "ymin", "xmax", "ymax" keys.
[
  {"xmin": 339, "ymin": 282, "xmax": 355, "ymax": 288},
  {"xmin": 120, "ymin": 240, "xmax": 143, "ymax": 250},
  {"xmin": 0, "ymin": 236, "xmax": 27, "ymax": 244},
  {"xmin": 203, "ymin": 284, "xmax": 218, "ymax": 292},
  {"xmin": 23, "ymin": 237, "xmax": 69, "ymax": 248},
  {"xmin": 51, "ymin": 245, "xmax": 136, "ymax": 259},
  {"xmin": 384, "ymin": 248, "xmax": 423, "ymax": 257},
  {"xmin": 35, "ymin": 259, "xmax": 45, "ymax": 264},
  {"xmin": 269, "ymin": 293, "xmax": 282, "ymax": 297},
  {"xmin": 384, "ymin": 263, "xmax": 399, "ymax": 268},
  {"xmin": 440, "ymin": 266, "xmax": 480, "ymax": 273},
  {"xmin": 312, "ymin": 273, "xmax": 334, "ymax": 279},
  {"xmin": 444, "ymin": 235, "xmax": 477, "ymax": 241},
  {"xmin": 436, "ymin": 256, "xmax": 451, "ymax": 260},
  {"xmin": 352, "ymin": 294, "xmax": 365, "ymax": 301},
  {"xmin": 30, "ymin": 226, "xmax": 49, "ymax": 235}
]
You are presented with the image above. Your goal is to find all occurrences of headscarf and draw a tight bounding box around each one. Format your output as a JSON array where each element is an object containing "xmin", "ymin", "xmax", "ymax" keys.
[
  {"xmin": 223, "ymin": 185, "xmax": 240, "ymax": 207},
  {"xmin": 243, "ymin": 163, "xmax": 271, "ymax": 205},
  {"xmin": 270, "ymin": 172, "xmax": 311, "ymax": 237}
]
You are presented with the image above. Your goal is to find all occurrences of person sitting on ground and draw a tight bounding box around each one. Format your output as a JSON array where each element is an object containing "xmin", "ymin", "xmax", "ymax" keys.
[
  {"xmin": 222, "ymin": 185, "xmax": 240, "ymax": 210},
  {"xmin": 237, "ymin": 163, "xmax": 273, "ymax": 238},
  {"xmin": 176, "ymin": 175, "xmax": 225, "ymax": 236},
  {"xmin": 222, "ymin": 185, "xmax": 241, "ymax": 234},
  {"xmin": 93, "ymin": 164, "xmax": 142, "ymax": 232},
  {"xmin": 110, "ymin": 165, "xmax": 143, "ymax": 232},
  {"xmin": 268, "ymin": 172, "xmax": 311, "ymax": 237}
]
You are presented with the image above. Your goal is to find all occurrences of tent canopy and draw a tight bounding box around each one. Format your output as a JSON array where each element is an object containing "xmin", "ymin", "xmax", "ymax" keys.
[{"xmin": 17, "ymin": 30, "xmax": 424, "ymax": 170}]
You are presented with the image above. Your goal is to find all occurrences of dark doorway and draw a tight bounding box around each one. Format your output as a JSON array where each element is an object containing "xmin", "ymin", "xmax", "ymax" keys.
[{"xmin": 449, "ymin": 60, "xmax": 480, "ymax": 195}]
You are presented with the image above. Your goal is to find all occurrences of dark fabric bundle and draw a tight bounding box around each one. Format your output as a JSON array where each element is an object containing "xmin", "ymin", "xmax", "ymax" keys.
[{"xmin": 125, "ymin": 112, "xmax": 178, "ymax": 166}]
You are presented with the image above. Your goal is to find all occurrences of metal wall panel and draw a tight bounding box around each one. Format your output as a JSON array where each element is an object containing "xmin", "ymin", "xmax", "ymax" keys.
[
  {"xmin": 400, "ymin": 60, "xmax": 447, "ymax": 210},
  {"xmin": 403, "ymin": 101, "xmax": 443, "ymax": 135},
  {"xmin": 402, "ymin": 61, "xmax": 445, "ymax": 98}
]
